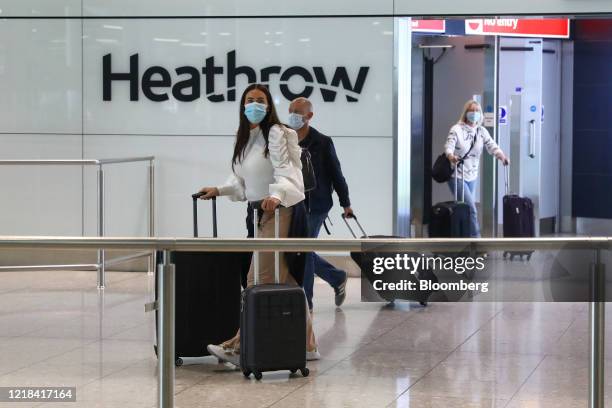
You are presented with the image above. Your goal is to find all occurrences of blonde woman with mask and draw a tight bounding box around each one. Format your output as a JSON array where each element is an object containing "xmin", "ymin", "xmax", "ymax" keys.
[{"xmin": 444, "ymin": 100, "xmax": 509, "ymax": 237}]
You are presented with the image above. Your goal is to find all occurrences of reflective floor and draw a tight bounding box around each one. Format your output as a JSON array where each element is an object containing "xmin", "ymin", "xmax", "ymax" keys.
[{"xmin": 0, "ymin": 264, "xmax": 610, "ymax": 408}]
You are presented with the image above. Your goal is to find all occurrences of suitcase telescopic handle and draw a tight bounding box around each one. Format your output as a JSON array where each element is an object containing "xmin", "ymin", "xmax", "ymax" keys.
[
  {"xmin": 454, "ymin": 160, "xmax": 465, "ymax": 203},
  {"xmin": 191, "ymin": 193, "xmax": 217, "ymax": 238},
  {"xmin": 504, "ymin": 163, "xmax": 510, "ymax": 195},
  {"xmin": 252, "ymin": 201, "xmax": 281, "ymax": 285},
  {"xmin": 342, "ymin": 213, "xmax": 368, "ymax": 238}
]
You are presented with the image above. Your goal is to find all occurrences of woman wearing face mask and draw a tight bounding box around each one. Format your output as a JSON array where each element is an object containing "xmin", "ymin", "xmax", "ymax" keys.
[
  {"xmin": 444, "ymin": 99, "xmax": 509, "ymax": 238},
  {"xmin": 198, "ymin": 83, "xmax": 320, "ymax": 364}
]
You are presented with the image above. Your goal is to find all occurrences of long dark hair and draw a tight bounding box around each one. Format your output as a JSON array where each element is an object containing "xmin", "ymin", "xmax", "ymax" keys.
[{"xmin": 232, "ymin": 84, "xmax": 282, "ymax": 168}]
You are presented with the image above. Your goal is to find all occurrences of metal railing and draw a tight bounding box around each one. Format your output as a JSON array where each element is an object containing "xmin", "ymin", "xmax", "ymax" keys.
[
  {"xmin": 0, "ymin": 236, "xmax": 608, "ymax": 408},
  {"xmin": 0, "ymin": 157, "xmax": 156, "ymax": 289}
]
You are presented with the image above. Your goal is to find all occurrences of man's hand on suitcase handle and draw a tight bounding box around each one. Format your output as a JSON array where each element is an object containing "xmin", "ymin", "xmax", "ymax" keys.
[{"xmin": 196, "ymin": 187, "xmax": 219, "ymax": 200}]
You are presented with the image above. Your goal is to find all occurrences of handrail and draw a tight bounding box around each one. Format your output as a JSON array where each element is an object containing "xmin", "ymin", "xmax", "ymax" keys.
[
  {"xmin": 0, "ymin": 236, "xmax": 609, "ymax": 252},
  {"xmin": 98, "ymin": 156, "xmax": 156, "ymax": 165},
  {"xmin": 0, "ymin": 156, "xmax": 156, "ymax": 287},
  {"xmin": 0, "ymin": 156, "xmax": 155, "ymax": 166}
]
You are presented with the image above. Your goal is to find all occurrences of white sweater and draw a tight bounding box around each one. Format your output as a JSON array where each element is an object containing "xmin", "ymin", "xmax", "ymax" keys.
[
  {"xmin": 217, "ymin": 124, "xmax": 305, "ymax": 207},
  {"xmin": 444, "ymin": 123, "xmax": 503, "ymax": 182}
]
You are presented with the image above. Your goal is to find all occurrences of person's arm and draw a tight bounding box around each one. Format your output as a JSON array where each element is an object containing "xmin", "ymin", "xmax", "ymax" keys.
[
  {"xmin": 198, "ymin": 172, "xmax": 246, "ymax": 201},
  {"xmin": 326, "ymin": 138, "xmax": 351, "ymax": 212},
  {"xmin": 266, "ymin": 125, "xmax": 305, "ymax": 208},
  {"xmin": 216, "ymin": 173, "xmax": 247, "ymax": 201},
  {"xmin": 481, "ymin": 127, "xmax": 509, "ymax": 164},
  {"xmin": 444, "ymin": 126, "xmax": 460, "ymax": 164}
]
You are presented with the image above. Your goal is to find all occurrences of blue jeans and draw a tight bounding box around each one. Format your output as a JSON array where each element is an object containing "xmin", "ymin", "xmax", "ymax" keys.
[
  {"xmin": 447, "ymin": 177, "xmax": 481, "ymax": 238},
  {"xmin": 303, "ymin": 212, "xmax": 347, "ymax": 310}
]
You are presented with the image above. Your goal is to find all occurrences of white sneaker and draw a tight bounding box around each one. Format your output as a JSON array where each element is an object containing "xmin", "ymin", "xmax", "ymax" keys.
[
  {"xmin": 306, "ymin": 349, "xmax": 321, "ymax": 361},
  {"xmin": 207, "ymin": 344, "xmax": 240, "ymax": 367}
]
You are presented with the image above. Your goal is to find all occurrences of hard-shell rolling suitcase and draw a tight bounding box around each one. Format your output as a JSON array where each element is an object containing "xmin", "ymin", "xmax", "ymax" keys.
[
  {"xmin": 342, "ymin": 213, "xmax": 437, "ymax": 306},
  {"xmin": 240, "ymin": 204, "xmax": 309, "ymax": 380},
  {"xmin": 430, "ymin": 162, "xmax": 471, "ymax": 238},
  {"xmin": 154, "ymin": 194, "xmax": 249, "ymax": 366},
  {"xmin": 502, "ymin": 165, "xmax": 535, "ymax": 261}
]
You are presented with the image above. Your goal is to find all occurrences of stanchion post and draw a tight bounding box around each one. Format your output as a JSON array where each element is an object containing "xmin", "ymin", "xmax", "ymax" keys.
[
  {"xmin": 157, "ymin": 250, "xmax": 175, "ymax": 408},
  {"xmin": 97, "ymin": 165, "xmax": 105, "ymax": 289},
  {"xmin": 589, "ymin": 249, "xmax": 605, "ymax": 408},
  {"xmin": 148, "ymin": 160, "xmax": 156, "ymax": 274}
]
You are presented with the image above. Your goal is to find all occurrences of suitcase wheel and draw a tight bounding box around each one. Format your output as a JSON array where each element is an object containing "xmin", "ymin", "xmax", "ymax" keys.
[
  {"xmin": 253, "ymin": 371, "xmax": 263, "ymax": 381},
  {"xmin": 301, "ymin": 368, "xmax": 310, "ymax": 377},
  {"xmin": 419, "ymin": 301, "xmax": 428, "ymax": 307},
  {"xmin": 242, "ymin": 370, "xmax": 251, "ymax": 378},
  {"xmin": 175, "ymin": 358, "xmax": 183, "ymax": 367},
  {"xmin": 503, "ymin": 251, "xmax": 509, "ymax": 259},
  {"xmin": 290, "ymin": 369, "xmax": 298, "ymax": 375},
  {"xmin": 527, "ymin": 253, "xmax": 532, "ymax": 261}
]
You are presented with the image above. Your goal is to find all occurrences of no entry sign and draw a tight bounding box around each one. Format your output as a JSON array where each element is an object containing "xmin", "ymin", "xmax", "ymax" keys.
[
  {"xmin": 465, "ymin": 18, "xmax": 570, "ymax": 39},
  {"xmin": 412, "ymin": 20, "xmax": 446, "ymax": 34}
]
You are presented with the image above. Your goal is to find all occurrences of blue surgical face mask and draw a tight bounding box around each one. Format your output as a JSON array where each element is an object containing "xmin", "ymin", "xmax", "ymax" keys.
[
  {"xmin": 244, "ymin": 102, "xmax": 268, "ymax": 124},
  {"xmin": 466, "ymin": 111, "xmax": 481, "ymax": 124},
  {"xmin": 287, "ymin": 112, "xmax": 305, "ymax": 130}
]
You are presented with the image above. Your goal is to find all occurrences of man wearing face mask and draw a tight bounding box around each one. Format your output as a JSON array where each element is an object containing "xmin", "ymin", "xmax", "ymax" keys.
[{"xmin": 288, "ymin": 97, "xmax": 352, "ymax": 312}]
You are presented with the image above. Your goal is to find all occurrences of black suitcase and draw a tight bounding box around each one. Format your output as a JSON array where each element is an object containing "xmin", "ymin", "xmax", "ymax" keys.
[
  {"xmin": 502, "ymin": 166, "xmax": 535, "ymax": 261},
  {"xmin": 154, "ymin": 194, "xmax": 250, "ymax": 366},
  {"xmin": 240, "ymin": 204, "xmax": 309, "ymax": 380},
  {"xmin": 342, "ymin": 214, "xmax": 436, "ymax": 306},
  {"xmin": 430, "ymin": 163, "xmax": 471, "ymax": 238}
]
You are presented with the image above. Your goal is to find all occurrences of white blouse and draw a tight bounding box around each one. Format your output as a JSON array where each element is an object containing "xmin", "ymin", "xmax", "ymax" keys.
[{"xmin": 217, "ymin": 124, "xmax": 305, "ymax": 207}]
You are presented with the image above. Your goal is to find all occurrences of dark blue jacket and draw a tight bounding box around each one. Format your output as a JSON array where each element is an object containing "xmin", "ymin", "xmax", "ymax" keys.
[{"xmin": 299, "ymin": 127, "xmax": 351, "ymax": 214}]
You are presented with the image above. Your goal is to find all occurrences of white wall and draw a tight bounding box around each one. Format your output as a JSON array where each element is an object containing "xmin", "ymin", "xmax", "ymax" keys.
[
  {"xmin": 0, "ymin": 16, "xmax": 394, "ymax": 244},
  {"xmin": 3, "ymin": 0, "xmax": 611, "ymax": 17},
  {"xmin": 0, "ymin": 19, "xmax": 83, "ymax": 236}
]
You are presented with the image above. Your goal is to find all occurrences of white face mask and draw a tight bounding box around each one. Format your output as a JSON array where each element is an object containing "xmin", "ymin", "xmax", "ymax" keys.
[{"xmin": 288, "ymin": 112, "xmax": 305, "ymax": 130}]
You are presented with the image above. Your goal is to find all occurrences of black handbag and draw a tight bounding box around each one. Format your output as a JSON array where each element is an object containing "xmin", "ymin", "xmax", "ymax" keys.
[
  {"xmin": 432, "ymin": 153, "xmax": 454, "ymax": 183},
  {"xmin": 431, "ymin": 129, "xmax": 478, "ymax": 183}
]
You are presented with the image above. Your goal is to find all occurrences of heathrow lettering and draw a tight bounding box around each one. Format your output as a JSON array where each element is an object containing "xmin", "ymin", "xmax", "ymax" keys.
[{"xmin": 102, "ymin": 51, "xmax": 370, "ymax": 103}]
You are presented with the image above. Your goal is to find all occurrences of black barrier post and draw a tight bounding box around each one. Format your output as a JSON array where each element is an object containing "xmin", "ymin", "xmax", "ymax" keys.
[{"xmin": 589, "ymin": 249, "xmax": 605, "ymax": 408}]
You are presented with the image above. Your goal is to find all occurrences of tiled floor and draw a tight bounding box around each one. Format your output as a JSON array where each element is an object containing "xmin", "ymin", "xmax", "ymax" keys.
[{"xmin": 0, "ymin": 264, "xmax": 609, "ymax": 407}]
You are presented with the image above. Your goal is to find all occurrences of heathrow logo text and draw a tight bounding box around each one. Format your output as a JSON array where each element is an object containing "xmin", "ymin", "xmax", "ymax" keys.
[{"xmin": 102, "ymin": 50, "xmax": 370, "ymax": 103}]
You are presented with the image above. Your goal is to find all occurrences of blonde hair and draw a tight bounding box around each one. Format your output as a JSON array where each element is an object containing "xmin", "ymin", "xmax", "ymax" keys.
[{"xmin": 458, "ymin": 99, "xmax": 483, "ymax": 126}]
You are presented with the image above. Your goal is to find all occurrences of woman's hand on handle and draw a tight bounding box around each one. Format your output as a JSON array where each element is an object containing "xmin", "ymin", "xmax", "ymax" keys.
[
  {"xmin": 198, "ymin": 187, "xmax": 219, "ymax": 200},
  {"xmin": 261, "ymin": 196, "xmax": 281, "ymax": 212},
  {"xmin": 447, "ymin": 153, "xmax": 460, "ymax": 165},
  {"xmin": 497, "ymin": 153, "xmax": 510, "ymax": 166}
]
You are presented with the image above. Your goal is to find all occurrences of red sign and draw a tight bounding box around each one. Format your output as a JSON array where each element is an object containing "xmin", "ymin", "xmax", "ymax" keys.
[
  {"xmin": 465, "ymin": 18, "xmax": 570, "ymax": 39},
  {"xmin": 411, "ymin": 20, "xmax": 446, "ymax": 34}
]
